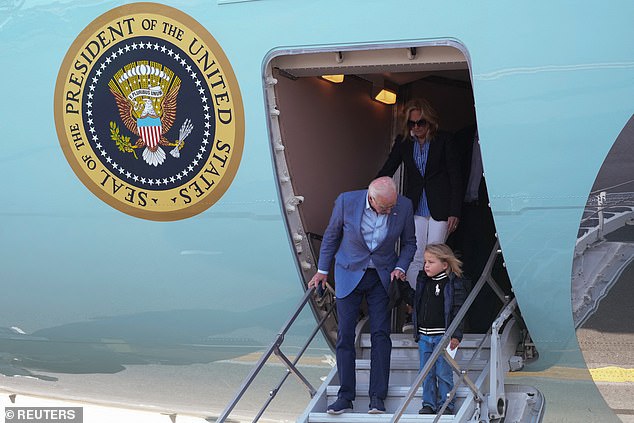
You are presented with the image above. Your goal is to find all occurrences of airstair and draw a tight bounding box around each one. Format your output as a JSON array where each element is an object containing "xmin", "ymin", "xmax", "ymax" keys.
[
  {"xmin": 297, "ymin": 304, "xmax": 541, "ymax": 423},
  {"xmin": 217, "ymin": 242, "xmax": 544, "ymax": 423},
  {"xmin": 573, "ymin": 190, "xmax": 634, "ymax": 327}
]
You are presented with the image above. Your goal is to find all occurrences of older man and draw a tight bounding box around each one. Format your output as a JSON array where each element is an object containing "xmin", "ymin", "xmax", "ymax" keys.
[{"xmin": 309, "ymin": 176, "xmax": 416, "ymax": 414}]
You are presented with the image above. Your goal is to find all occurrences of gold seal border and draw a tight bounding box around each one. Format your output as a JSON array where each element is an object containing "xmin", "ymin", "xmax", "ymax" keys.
[{"xmin": 54, "ymin": 2, "xmax": 245, "ymax": 221}]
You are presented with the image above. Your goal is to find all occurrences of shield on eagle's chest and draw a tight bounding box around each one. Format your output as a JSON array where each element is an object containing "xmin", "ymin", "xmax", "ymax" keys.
[{"xmin": 137, "ymin": 116, "xmax": 162, "ymax": 149}]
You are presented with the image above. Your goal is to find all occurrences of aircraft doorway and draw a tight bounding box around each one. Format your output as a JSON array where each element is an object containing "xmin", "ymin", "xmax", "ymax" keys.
[{"xmin": 264, "ymin": 42, "xmax": 512, "ymax": 343}]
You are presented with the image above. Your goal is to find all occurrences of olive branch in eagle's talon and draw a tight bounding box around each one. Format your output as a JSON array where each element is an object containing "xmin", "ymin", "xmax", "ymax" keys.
[{"xmin": 110, "ymin": 121, "xmax": 138, "ymax": 159}]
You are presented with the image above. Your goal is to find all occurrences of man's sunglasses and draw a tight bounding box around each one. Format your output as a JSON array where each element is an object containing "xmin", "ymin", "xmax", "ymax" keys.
[{"xmin": 407, "ymin": 119, "xmax": 428, "ymax": 129}]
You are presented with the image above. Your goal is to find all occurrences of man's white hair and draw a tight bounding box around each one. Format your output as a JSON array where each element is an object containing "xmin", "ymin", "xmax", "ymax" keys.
[{"xmin": 368, "ymin": 176, "xmax": 397, "ymax": 199}]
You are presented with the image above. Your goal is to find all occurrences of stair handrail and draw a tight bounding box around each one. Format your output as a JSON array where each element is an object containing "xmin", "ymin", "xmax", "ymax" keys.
[
  {"xmin": 435, "ymin": 296, "xmax": 517, "ymax": 422},
  {"xmin": 433, "ymin": 272, "xmax": 522, "ymax": 419},
  {"xmin": 390, "ymin": 239, "xmax": 500, "ymax": 423},
  {"xmin": 433, "ymin": 292, "xmax": 515, "ymax": 423},
  {"xmin": 216, "ymin": 286, "xmax": 335, "ymax": 423}
]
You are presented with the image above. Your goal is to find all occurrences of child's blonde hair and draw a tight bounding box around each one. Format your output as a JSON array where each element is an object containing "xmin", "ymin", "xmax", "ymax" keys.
[{"xmin": 424, "ymin": 243, "xmax": 463, "ymax": 277}]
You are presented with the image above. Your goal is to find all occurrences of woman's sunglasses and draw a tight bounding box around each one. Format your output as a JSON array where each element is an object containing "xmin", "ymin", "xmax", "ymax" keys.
[{"xmin": 407, "ymin": 118, "xmax": 428, "ymax": 129}]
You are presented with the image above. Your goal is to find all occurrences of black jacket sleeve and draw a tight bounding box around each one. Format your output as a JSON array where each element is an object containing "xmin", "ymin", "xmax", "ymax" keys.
[
  {"xmin": 450, "ymin": 277, "xmax": 469, "ymax": 341},
  {"xmin": 376, "ymin": 135, "xmax": 404, "ymax": 178},
  {"xmin": 445, "ymin": 133, "xmax": 464, "ymax": 218}
]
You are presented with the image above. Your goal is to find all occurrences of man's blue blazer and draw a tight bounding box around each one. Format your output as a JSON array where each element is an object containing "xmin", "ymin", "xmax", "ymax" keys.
[{"xmin": 318, "ymin": 189, "xmax": 417, "ymax": 298}]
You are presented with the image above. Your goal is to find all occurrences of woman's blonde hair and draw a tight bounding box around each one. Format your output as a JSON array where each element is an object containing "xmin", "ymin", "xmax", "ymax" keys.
[
  {"xmin": 424, "ymin": 243, "xmax": 463, "ymax": 277},
  {"xmin": 400, "ymin": 98, "xmax": 439, "ymax": 140}
]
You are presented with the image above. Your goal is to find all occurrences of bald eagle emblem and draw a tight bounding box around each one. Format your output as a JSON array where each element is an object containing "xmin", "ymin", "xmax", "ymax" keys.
[{"xmin": 108, "ymin": 62, "xmax": 193, "ymax": 166}]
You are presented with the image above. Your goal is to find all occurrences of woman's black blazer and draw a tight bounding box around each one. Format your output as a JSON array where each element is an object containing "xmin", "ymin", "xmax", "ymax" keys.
[{"xmin": 377, "ymin": 132, "xmax": 463, "ymax": 221}]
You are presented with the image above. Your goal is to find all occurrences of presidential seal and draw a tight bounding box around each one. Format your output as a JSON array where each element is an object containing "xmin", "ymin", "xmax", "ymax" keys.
[{"xmin": 54, "ymin": 3, "xmax": 244, "ymax": 221}]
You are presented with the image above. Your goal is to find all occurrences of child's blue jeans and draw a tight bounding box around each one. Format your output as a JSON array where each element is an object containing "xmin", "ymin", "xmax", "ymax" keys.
[{"xmin": 418, "ymin": 334, "xmax": 455, "ymax": 412}]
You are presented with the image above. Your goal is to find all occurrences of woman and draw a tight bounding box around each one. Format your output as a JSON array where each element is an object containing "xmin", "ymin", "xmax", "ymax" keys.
[{"xmin": 377, "ymin": 98, "xmax": 463, "ymax": 288}]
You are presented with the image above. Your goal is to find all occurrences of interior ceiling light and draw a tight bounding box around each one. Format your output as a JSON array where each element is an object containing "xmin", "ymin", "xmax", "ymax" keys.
[
  {"xmin": 374, "ymin": 89, "xmax": 397, "ymax": 105},
  {"xmin": 321, "ymin": 74, "xmax": 344, "ymax": 83}
]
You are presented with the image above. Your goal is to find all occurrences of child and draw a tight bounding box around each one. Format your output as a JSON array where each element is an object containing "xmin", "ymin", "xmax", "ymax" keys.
[{"xmin": 411, "ymin": 243, "xmax": 468, "ymax": 415}]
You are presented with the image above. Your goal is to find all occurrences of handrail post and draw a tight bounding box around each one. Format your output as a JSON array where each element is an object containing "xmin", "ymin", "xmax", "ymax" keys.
[
  {"xmin": 272, "ymin": 347, "xmax": 316, "ymax": 396},
  {"xmin": 431, "ymin": 350, "xmax": 484, "ymax": 422},
  {"xmin": 488, "ymin": 298, "xmax": 517, "ymax": 421},
  {"xmin": 597, "ymin": 191, "xmax": 606, "ymax": 240},
  {"xmin": 444, "ymin": 353, "xmax": 482, "ymax": 402}
]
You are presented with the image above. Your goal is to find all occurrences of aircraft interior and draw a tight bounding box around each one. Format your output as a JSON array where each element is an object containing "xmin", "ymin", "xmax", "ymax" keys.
[{"xmin": 265, "ymin": 43, "xmax": 515, "ymax": 345}]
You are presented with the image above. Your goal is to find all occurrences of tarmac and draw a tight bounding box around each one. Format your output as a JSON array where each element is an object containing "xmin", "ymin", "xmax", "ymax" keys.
[{"xmin": 576, "ymin": 230, "xmax": 634, "ymax": 423}]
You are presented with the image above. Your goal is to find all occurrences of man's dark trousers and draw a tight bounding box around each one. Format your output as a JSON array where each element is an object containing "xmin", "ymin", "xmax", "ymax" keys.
[{"xmin": 335, "ymin": 268, "xmax": 391, "ymax": 401}]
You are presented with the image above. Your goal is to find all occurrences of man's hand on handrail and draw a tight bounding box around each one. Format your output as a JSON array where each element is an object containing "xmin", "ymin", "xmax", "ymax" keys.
[{"xmin": 308, "ymin": 272, "xmax": 328, "ymax": 290}]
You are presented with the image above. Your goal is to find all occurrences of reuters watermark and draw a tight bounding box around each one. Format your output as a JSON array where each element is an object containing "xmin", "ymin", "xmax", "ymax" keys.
[{"xmin": 4, "ymin": 407, "xmax": 82, "ymax": 423}]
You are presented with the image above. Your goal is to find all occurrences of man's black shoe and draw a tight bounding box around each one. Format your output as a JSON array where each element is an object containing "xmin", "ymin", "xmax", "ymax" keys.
[
  {"xmin": 419, "ymin": 405, "xmax": 435, "ymax": 414},
  {"xmin": 327, "ymin": 398, "xmax": 353, "ymax": 415},
  {"xmin": 368, "ymin": 396, "xmax": 385, "ymax": 414}
]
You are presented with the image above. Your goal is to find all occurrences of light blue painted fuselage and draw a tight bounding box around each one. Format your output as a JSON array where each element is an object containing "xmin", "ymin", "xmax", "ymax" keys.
[{"xmin": 1, "ymin": 1, "xmax": 633, "ymax": 421}]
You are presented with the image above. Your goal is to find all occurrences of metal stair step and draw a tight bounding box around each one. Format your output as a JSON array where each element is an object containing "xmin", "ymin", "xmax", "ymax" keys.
[
  {"xmin": 323, "ymin": 386, "xmax": 470, "ymax": 415},
  {"xmin": 356, "ymin": 371, "xmax": 484, "ymax": 386},
  {"xmin": 359, "ymin": 348, "xmax": 491, "ymax": 363},
  {"xmin": 326, "ymin": 385, "xmax": 474, "ymax": 398},
  {"xmin": 360, "ymin": 333, "xmax": 490, "ymax": 349},
  {"xmin": 352, "ymin": 360, "xmax": 486, "ymax": 386},
  {"xmin": 308, "ymin": 412, "xmax": 457, "ymax": 422},
  {"xmin": 355, "ymin": 359, "xmax": 488, "ymax": 371}
]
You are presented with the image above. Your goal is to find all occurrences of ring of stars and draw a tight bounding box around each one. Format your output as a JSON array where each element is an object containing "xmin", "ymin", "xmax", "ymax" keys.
[{"xmin": 85, "ymin": 40, "xmax": 211, "ymax": 188}]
